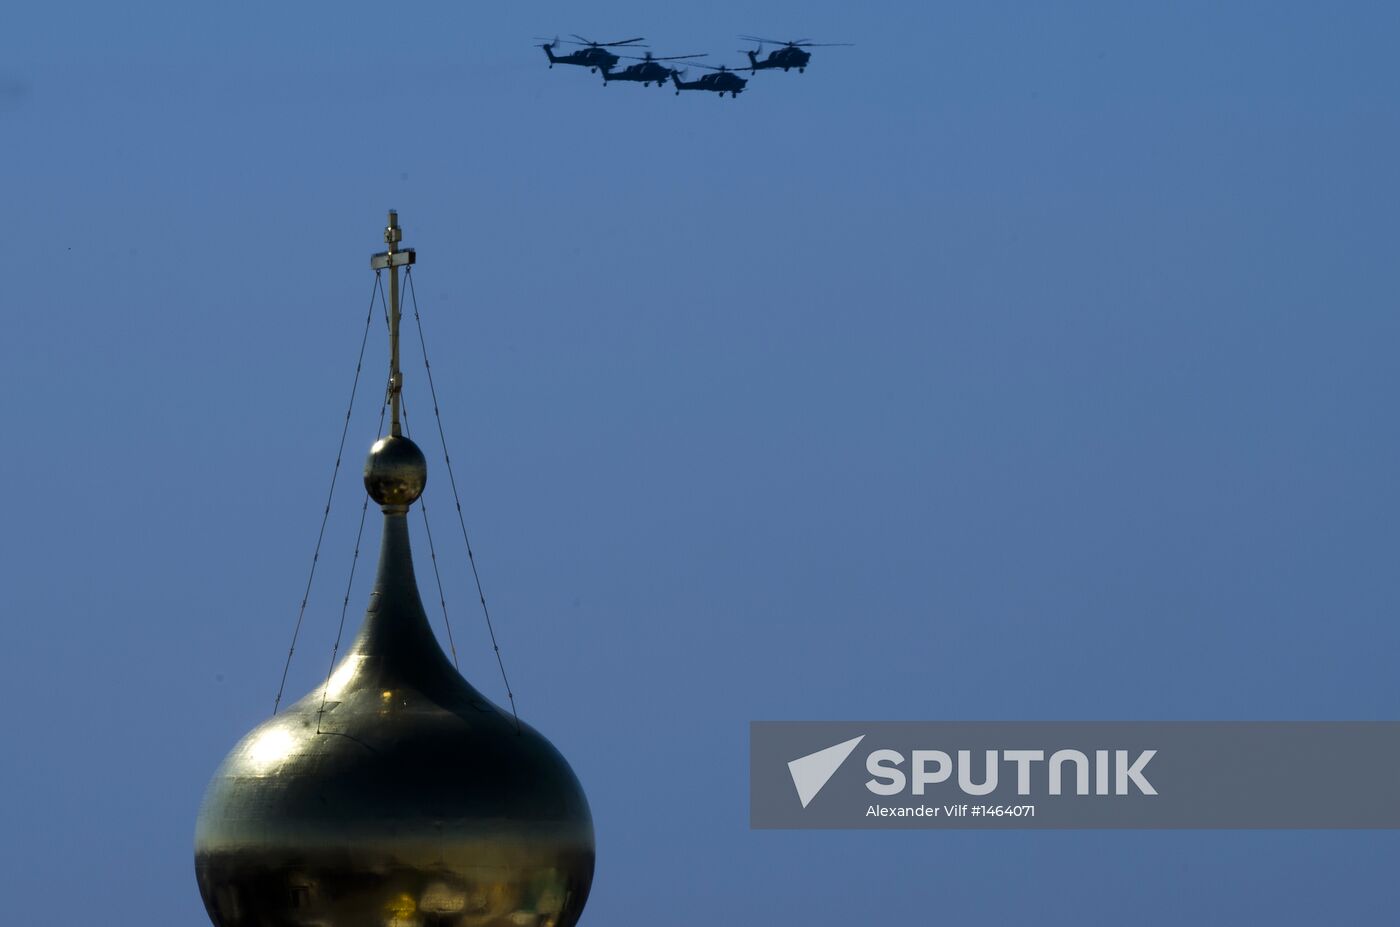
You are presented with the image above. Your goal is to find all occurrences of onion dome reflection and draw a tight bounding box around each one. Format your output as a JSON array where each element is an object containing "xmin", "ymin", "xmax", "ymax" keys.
[{"xmin": 195, "ymin": 213, "xmax": 594, "ymax": 927}]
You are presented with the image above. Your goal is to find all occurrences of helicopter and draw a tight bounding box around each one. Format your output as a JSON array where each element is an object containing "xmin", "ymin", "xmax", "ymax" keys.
[
  {"xmin": 672, "ymin": 63, "xmax": 750, "ymax": 98},
  {"xmin": 602, "ymin": 51, "xmax": 707, "ymax": 88},
  {"xmin": 738, "ymin": 36, "xmax": 853, "ymax": 73},
  {"xmin": 538, "ymin": 35, "xmax": 646, "ymax": 73}
]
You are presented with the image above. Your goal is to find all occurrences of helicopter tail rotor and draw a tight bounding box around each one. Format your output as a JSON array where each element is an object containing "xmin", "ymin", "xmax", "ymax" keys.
[{"xmin": 535, "ymin": 36, "xmax": 560, "ymax": 65}]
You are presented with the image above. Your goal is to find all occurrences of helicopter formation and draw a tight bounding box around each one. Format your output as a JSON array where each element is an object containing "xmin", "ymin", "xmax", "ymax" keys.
[{"xmin": 536, "ymin": 34, "xmax": 852, "ymax": 99}]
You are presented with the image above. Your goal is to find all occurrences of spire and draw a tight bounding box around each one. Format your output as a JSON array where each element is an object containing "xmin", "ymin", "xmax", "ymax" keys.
[{"xmin": 365, "ymin": 211, "xmax": 425, "ymax": 514}]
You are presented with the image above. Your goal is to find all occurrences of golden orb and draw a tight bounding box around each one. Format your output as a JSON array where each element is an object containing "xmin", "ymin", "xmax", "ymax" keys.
[{"xmin": 364, "ymin": 434, "xmax": 427, "ymax": 506}]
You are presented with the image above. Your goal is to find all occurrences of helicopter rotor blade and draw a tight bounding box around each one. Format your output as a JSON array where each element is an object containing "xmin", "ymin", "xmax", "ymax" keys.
[
  {"xmin": 685, "ymin": 62, "xmax": 751, "ymax": 73},
  {"xmin": 620, "ymin": 53, "xmax": 702, "ymax": 62},
  {"xmin": 740, "ymin": 35, "xmax": 854, "ymax": 47},
  {"xmin": 601, "ymin": 37, "xmax": 647, "ymax": 47}
]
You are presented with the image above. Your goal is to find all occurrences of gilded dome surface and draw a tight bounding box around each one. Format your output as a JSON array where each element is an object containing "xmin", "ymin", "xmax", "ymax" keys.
[{"xmin": 195, "ymin": 513, "xmax": 595, "ymax": 926}]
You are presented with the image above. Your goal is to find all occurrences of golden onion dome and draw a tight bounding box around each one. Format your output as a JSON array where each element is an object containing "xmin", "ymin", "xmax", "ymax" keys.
[
  {"xmin": 195, "ymin": 214, "xmax": 594, "ymax": 927},
  {"xmin": 195, "ymin": 439, "xmax": 594, "ymax": 926}
]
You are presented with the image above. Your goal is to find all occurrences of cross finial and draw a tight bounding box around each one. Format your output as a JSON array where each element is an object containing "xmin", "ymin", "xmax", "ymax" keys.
[
  {"xmin": 385, "ymin": 210, "xmax": 402, "ymax": 251},
  {"xmin": 370, "ymin": 210, "xmax": 416, "ymax": 437}
]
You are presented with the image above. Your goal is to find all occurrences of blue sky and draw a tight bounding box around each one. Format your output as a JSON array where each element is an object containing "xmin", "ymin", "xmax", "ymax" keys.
[{"xmin": 3, "ymin": 1, "xmax": 1399, "ymax": 923}]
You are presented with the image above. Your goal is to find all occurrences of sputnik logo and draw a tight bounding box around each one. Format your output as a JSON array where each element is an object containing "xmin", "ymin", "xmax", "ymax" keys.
[{"xmin": 788, "ymin": 735, "xmax": 865, "ymax": 808}]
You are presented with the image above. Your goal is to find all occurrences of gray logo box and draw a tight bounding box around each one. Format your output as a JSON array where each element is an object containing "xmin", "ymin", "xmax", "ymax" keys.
[{"xmin": 751, "ymin": 722, "xmax": 1400, "ymax": 828}]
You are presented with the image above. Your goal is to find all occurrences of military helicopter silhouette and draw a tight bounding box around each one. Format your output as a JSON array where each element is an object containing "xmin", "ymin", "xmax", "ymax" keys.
[
  {"xmin": 738, "ymin": 36, "xmax": 854, "ymax": 73},
  {"xmin": 671, "ymin": 62, "xmax": 750, "ymax": 98},
  {"xmin": 537, "ymin": 35, "xmax": 646, "ymax": 73},
  {"xmin": 602, "ymin": 51, "xmax": 708, "ymax": 88}
]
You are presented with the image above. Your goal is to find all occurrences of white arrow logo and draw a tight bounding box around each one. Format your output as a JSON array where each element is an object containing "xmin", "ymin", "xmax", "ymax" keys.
[{"xmin": 788, "ymin": 735, "xmax": 866, "ymax": 808}]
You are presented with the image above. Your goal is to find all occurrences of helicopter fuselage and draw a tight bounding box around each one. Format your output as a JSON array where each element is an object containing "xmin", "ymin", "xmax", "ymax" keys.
[
  {"xmin": 602, "ymin": 61, "xmax": 676, "ymax": 86},
  {"xmin": 543, "ymin": 44, "xmax": 619, "ymax": 72},
  {"xmin": 746, "ymin": 46, "xmax": 813, "ymax": 72},
  {"xmin": 672, "ymin": 71, "xmax": 747, "ymax": 98}
]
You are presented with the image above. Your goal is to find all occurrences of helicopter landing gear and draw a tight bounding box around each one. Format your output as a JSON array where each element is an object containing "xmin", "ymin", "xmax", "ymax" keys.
[{"xmin": 799, "ymin": 67, "xmax": 805, "ymax": 73}]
